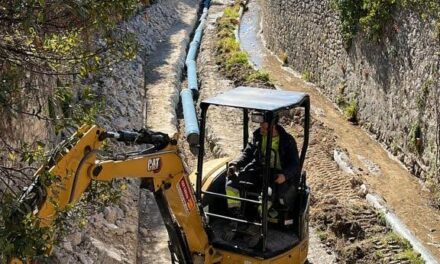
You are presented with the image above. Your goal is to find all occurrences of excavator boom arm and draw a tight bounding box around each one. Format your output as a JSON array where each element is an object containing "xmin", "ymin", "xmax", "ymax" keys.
[{"xmin": 9, "ymin": 125, "xmax": 213, "ymax": 264}]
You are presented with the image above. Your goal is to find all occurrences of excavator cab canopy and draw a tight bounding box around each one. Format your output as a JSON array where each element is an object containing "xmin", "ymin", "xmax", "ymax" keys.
[
  {"xmin": 200, "ymin": 86, "xmax": 310, "ymax": 169},
  {"xmin": 201, "ymin": 86, "xmax": 309, "ymax": 110},
  {"xmin": 196, "ymin": 86, "xmax": 310, "ymax": 258}
]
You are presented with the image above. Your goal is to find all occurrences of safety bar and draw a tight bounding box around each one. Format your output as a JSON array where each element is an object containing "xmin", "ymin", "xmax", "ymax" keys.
[
  {"xmin": 202, "ymin": 190, "xmax": 262, "ymax": 205},
  {"xmin": 205, "ymin": 212, "xmax": 262, "ymax": 226}
]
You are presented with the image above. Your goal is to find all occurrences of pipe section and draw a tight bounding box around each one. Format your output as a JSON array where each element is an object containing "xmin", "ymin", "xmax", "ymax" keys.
[
  {"xmin": 185, "ymin": 15, "xmax": 206, "ymax": 95},
  {"xmin": 186, "ymin": 59, "xmax": 199, "ymax": 97},
  {"xmin": 181, "ymin": 0, "xmax": 210, "ymax": 146},
  {"xmin": 181, "ymin": 89, "xmax": 200, "ymax": 145}
]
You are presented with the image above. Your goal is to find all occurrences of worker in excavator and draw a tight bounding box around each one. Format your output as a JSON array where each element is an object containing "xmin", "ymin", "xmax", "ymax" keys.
[
  {"xmin": 7, "ymin": 87, "xmax": 311, "ymax": 264},
  {"xmin": 227, "ymin": 112, "xmax": 301, "ymax": 220}
]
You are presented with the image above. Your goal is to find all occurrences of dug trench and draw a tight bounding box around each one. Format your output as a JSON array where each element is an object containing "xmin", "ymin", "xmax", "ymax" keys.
[
  {"xmin": 135, "ymin": 0, "xmax": 436, "ymax": 263},
  {"xmin": 174, "ymin": 1, "xmax": 339, "ymax": 263},
  {"xmin": 179, "ymin": 0, "xmax": 428, "ymax": 263},
  {"xmin": 50, "ymin": 0, "xmax": 433, "ymax": 263}
]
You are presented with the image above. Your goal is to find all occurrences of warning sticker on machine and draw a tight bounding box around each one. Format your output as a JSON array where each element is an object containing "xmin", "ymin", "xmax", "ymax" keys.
[{"xmin": 177, "ymin": 177, "xmax": 195, "ymax": 214}]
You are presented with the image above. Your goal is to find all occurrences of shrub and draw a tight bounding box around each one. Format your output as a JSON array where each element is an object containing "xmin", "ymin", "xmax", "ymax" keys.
[
  {"xmin": 332, "ymin": 0, "xmax": 440, "ymax": 47},
  {"xmin": 302, "ymin": 70, "xmax": 314, "ymax": 82},
  {"xmin": 247, "ymin": 70, "xmax": 271, "ymax": 82},
  {"xmin": 344, "ymin": 99, "xmax": 358, "ymax": 122}
]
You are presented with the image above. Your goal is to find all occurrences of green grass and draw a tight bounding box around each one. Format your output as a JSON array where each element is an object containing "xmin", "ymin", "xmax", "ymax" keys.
[
  {"xmin": 398, "ymin": 249, "xmax": 424, "ymax": 264},
  {"xmin": 226, "ymin": 51, "xmax": 249, "ymax": 69},
  {"xmin": 377, "ymin": 212, "xmax": 387, "ymax": 226},
  {"xmin": 375, "ymin": 250, "xmax": 385, "ymax": 259},
  {"xmin": 246, "ymin": 70, "xmax": 271, "ymax": 82},
  {"xmin": 381, "ymin": 231, "xmax": 423, "ymax": 263},
  {"xmin": 336, "ymin": 95, "xmax": 346, "ymax": 107},
  {"xmin": 316, "ymin": 230, "xmax": 328, "ymax": 241},
  {"xmin": 218, "ymin": 37, "xmax": 240, "ymax": 53},
  {"xmin": 215, "ymin": 1, "xmax": 273, "ymax": 87},
  {"xmin": 223, "ymin": 5, "xmax": 240, "ymax": 18}
]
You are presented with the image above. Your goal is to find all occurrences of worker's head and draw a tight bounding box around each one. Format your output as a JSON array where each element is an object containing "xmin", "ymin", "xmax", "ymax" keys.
[
  {"xmin": 259, "ymin": 120, "xmax": 279, "ymax": 136},
  {"xmin": 251, "ymin": 111, "xmax": 279, "ymax": 136}
]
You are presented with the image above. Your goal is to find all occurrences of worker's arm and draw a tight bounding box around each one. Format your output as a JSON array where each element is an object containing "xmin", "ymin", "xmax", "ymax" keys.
[
  {"xmin": 281, "ymin": 134, "xmax": 301, "ymax": 186},
  {"xmin": 230, "ymin": 142, "xmax": 257, "ymax": 169}
]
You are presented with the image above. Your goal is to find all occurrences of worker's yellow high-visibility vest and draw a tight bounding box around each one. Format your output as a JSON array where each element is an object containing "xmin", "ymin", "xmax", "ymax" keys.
[
  {"xmin": 226, "ymin": 185, "xmax": 240, "ymax": 207},
  {"xmin": 261, "ymin": 135, "xmax": 282, "ymax": 170}
]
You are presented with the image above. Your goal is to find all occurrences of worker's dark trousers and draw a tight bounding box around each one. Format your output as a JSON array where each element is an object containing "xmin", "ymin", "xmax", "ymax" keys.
[
  {"xmin": 270, "ymin": 181, "xmax": 298, "ymax": 210},
  {"xmin": 230, "ymin": 170, "xmax": 298, "ymax": 219}
]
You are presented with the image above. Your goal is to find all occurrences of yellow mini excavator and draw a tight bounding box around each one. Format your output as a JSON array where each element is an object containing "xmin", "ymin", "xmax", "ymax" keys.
[{"xmin": 8, "ymin": 86, "xmax": 310, "ymax": 264}]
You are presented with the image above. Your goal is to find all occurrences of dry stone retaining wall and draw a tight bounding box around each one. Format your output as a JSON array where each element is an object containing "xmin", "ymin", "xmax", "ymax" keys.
[{"xmin": 260, "ymin": 0, "xmax": 440, "ymax": 180}]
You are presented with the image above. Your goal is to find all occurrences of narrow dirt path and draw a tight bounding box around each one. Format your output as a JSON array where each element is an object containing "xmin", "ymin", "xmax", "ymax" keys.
[
  {"xmin": 138, "ymin": 0, "xmax": 199, "ymax": 263},
  {"xmin": 240, "ymin": 0, "xmax": 440, "ymax": 261}
]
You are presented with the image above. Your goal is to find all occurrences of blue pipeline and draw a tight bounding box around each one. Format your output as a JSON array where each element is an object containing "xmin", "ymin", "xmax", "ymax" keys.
[
  {"xmin": 185, "ymin": 1, "xmax": 210, "ymax": 93},
  {"xmin": 185, "ymin": 25, "xmax": 205, "ymax": 95},
  {"xmin": 186, "ymin": 43, "xmax": 199, "ymax": 64},
  {"xmin": 180, "ymin": 89, "xmax": 199, "ymax": 145},
  {"xmin": 186, "ymin": 60, "xmax": 198, "ymax": 93},
  {"xmin": 181, "ymin": 0, "xmax": 211, "ymax": 145}
]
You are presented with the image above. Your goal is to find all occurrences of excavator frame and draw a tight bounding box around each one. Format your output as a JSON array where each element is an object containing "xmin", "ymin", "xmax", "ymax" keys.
[{"xmin": 8, "ymin": 87, "xmax": 310, "ymax": 264}]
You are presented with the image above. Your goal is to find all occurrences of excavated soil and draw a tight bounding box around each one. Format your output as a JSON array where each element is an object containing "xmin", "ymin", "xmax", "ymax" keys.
[{"xmin": 296, "ymin": 119, "xmax": 414, "ymax": 263}]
